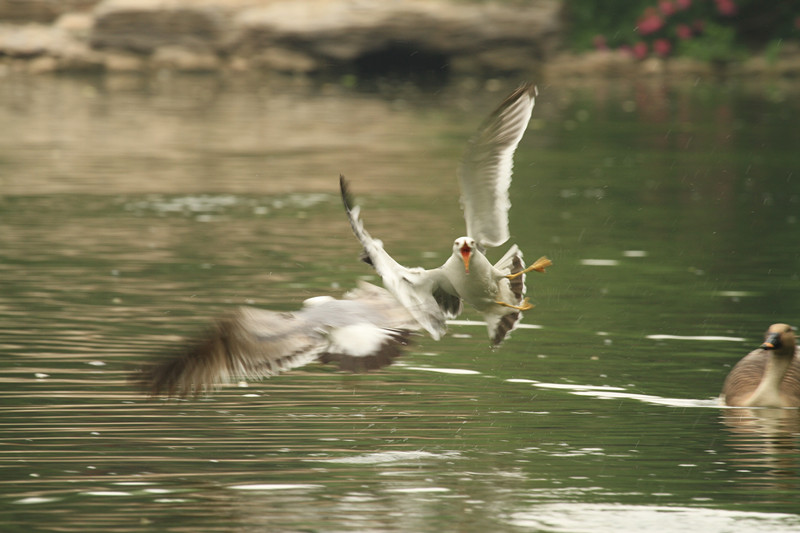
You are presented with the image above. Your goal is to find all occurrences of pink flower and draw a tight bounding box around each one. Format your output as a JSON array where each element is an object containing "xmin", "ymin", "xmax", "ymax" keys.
[
  {"xmin": 676, "ymin": 24, "xmax": 692, "ymax": 40},
  {"xmin": 653, "ymin": 38, "xmax": 672, "ymax": 57},
  {"xmin": 676, "ymin": 0, "xmax": 692, "ymax": 10},
  {"xmin": 593, "ymin": 34, "xmax": 609, "ymax": 51},
  {"xmin": 633, "ymin": 41, "xmax": 649, "ymax": 60},
  {"xmin": 637, "ymin": 8, "xmax": 664, "ymax": 36},
  {"xmin": 659, "ymin": 0, "xmax": 676, "ymax": 17},
  {"xmin": 715, "ymin": 0, "xmax": 737, "ymax": 16}
]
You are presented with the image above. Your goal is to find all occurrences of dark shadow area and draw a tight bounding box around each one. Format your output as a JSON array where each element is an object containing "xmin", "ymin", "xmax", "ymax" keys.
[{"xmin": 353, "ymin": 42, "xmax": 450, "ymax": 87}]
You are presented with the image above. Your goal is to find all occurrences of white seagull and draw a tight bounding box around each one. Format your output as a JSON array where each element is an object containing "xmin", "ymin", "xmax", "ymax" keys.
[
  {"xmin": 136, "ymin": 282, "xmax": 418, "ymax": 397},
  {"xmin": 340, "ymin": 82, "xmax": 551, "ymax": 346}
]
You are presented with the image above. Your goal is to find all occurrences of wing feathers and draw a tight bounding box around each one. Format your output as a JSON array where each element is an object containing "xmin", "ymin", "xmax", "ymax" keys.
[
  {"xmin": 136, "ymin": 283, "xmax": 418, "ymax": 397},
  {"xmin": 319, "ymin": 327, "xmax": 412, "ymax": 372},
  {"xmin": 340, "ymin": 175, "xmax": 454, "ymax": 339},
  {"xmin": 137, "ymin": 308, "xmax": 322, "ymax": 397},
  {"xmin": 458, "ymin": 82, "xmax": 536, "ymax": 249}
]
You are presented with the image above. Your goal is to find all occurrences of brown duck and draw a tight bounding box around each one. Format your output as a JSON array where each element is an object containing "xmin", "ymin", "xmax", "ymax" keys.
[{"xmin": 721, "ymin": 323, "xmax": 800, "ymax": 407}]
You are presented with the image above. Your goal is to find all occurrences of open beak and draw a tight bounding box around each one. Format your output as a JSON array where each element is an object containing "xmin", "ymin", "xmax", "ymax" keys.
[
  {"xmin": 460, "ymin": 243, "xmax": 471, "ymax": 274},
  {"xmin": 761, "ymin": 332, "xmax": 781, "ymax": 350}
]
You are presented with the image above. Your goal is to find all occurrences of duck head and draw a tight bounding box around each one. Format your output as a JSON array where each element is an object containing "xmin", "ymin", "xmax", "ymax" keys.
[{"xmin": 760, "ymin": 323, "xmax": 797, "ymax": 356}]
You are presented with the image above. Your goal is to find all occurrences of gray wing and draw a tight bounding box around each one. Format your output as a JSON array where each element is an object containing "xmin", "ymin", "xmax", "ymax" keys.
[
  {"xmin": 458, "ymin": 83, "xmax": 537, "ymax": 249},
  {"xmin": 138, "ymin": 307, "xmax": 324, "ymax": 397},
  {"xmin": 137, "ymin": 282, "xmax": 417, "ymax": 397},
  {"xmin": 340, "ymin": 176, "xmax": 460, "ymax": 339},
  {"xmin": 484, "ymin": 244, "xmax": 526, "ymax": 346}
]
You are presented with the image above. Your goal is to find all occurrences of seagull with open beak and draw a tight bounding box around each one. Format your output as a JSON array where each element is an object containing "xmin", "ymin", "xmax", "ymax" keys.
[{"xmin": 340, "ymin": 83, "xmax": 551, "ymax": 346}]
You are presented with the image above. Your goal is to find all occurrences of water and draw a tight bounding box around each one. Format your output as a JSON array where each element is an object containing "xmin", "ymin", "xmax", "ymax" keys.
[{"xmin": 1, "ymin": 75, "xmax": 799, "ymax": 532}]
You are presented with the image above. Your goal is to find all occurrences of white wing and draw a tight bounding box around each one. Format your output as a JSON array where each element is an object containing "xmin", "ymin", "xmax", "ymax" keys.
[
  {"xmin": 138, "ymin": 282, "xmax": 417, "ymax": 397},
  {"xmin": 340, "ymin": 176, "xmax": 461, "ymax": 340},
  {"xmin": 308, "ymin": 282, "xmax": 419, "ymax": 372},
  {"xmin": 458, "ymin": 83, "xmax": 537, "ymax": 249}
]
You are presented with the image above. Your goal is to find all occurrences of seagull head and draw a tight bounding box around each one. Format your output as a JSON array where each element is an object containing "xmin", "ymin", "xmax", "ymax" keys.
[{"xmin": 453, "ymin": 237, "xmax": 476, "ymax": 274}]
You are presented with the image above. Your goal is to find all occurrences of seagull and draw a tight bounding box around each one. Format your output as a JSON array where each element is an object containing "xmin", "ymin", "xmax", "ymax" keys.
[
  {"xmin": 340, "ymin": 82, "xmax": 551, "ymax": 346},
  {"xmin": 135, "ymin": 281, "xmax": 418, "ymax": 397}
]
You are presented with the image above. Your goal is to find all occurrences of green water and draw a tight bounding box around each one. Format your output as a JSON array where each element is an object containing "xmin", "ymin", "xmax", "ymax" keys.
[{"xmin": 1, "ymin": 75, "xmax": 799, "ymax": 532}]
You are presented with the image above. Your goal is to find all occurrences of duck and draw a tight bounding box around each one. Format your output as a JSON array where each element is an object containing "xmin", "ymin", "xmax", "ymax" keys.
[{"xmin": 721, "ymin": 323, "xmax": 800, "ymax": 408}]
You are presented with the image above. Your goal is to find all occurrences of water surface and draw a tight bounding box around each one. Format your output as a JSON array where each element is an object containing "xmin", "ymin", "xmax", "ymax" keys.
[{"xmin": 1, "ymin": 75, "xmax": 799, "ymax": 532}]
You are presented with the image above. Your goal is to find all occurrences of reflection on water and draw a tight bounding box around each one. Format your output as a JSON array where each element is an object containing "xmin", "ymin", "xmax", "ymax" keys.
[
  {"xmin": 509, "ymin": 503, "xmax": 800, "ymax": 533},
  {"xmin": 721, "ymin": 408, "xmax": 800, "ymax": 498},
  {"xmin": 1, "ymin": 75, "xmax": 800, "ymax": 531}
]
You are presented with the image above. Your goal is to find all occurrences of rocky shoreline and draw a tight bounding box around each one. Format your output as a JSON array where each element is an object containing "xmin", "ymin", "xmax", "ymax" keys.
[{"xmin": 0, "ymin": 0, "xmax": 798, "ymax": 80}]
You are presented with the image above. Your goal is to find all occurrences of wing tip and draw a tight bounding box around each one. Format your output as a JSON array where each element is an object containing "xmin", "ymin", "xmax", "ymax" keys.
[
  {"xmin": 518, "ymin": 81, "xmax": 538, "ymax": 100},
  {"xmin": 490, "ymin": 311, "xmax": 522, "ymax": 347},
  {"xmin": 339, "ymin": 174, "xmax": 355, "ymax": 213},
  {"xmin": 500, "ymin": 81, "xmax": 537, "ymax": 111}
]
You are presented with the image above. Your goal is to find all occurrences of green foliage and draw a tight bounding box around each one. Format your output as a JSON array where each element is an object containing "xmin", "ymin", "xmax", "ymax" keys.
[
  {"xmin": 564, "ymin": 1, "xmax": 655, "ymax": 50},
  {"xmin": 763, "ymin": 39, "xmax": 784, "ymax": 66},
  {"xmin": 675, "ymin": 22, "xmax": 741, "ymax": 62},
  {"xmin": 565, "ymin": 0, "xmax": 800, "ymax": 61}
]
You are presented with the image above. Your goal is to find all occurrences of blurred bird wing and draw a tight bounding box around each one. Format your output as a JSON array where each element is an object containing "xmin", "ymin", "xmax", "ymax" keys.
[
  {"xmin": 315, "ymin": 281, "xmax": 418, "ymax": 371},
  {"xmin": 340, "ymin": 176, "xmax": 459, "ymax": 339},
  {"xmin": 140, "ymin": 307, "xmax": 324, "ymax": 397},
  {"xmin": 458, "ymin": 83, "xmax": 536, "ymax": 249},
  {"xmin": 141, "ymin": 286, "xmax": 418, "ymax": 397}
]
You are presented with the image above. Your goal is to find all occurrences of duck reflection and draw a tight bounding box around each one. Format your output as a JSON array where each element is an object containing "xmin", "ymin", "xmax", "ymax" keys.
[{"xmin": 720, "ymin": 407, "xmax": 800, "ymax": 494}]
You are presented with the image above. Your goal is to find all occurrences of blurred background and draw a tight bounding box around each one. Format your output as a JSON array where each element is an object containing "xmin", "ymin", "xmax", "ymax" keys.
[{"xmin": 1, "ymin": 1, "xmax": 799, "ymax": 532}]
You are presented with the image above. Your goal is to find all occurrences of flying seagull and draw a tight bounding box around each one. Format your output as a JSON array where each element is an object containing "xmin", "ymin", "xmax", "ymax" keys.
[
  {"xmin": 340, "ymin": 82, "xmax": 551, "ymax": 346},
  {"xmin": 136, "ymin": 282, "xmax": 418, "ymax": 397}
]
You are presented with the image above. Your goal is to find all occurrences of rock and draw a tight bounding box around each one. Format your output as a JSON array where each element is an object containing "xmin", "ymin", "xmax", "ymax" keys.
[
  {"xmin": 229, "ymin": 0, "xmax": 562, "ymax": 75},
  {"xmin": 55, "ymin": 42, "xmax": 106, "ymax": 72},
  {"xmin": 543, "ymin": 50, "xmax": 638, "ymax": 79},
  {"xmin": 0, "ymin": 0, "xmax": 101, "ymax": 23},
  {"xmin": 55, "ymin": 12, "xmax": 94, "ymax": 40},
  {"xmin": 88, "ymin": 0, "xmax": 561, "ymax": 76},
  {"xmin": 250, "ymin": 47, "xmax": 319, "ymax": 74},
  {"xmin": 0, "ymin": 19, "xmax": 104, "ymax": 71},
  {"xmin": 640, "ymin": 57, "xmax": 665, "ymax": 75},
  {"xmin": 103, "ymin": 51, "xmax": 146, "ymax": 72},
  {"xmin": 91, "ymin": 0, "xmax": 230, "ymax": 54},
  {"xmin": 150, "ymin": 45, "xmax": 221, "ymax": 71},
  {"xmin": 666, "ymin": 57, "xmax": 714, "ymax": 78},
  {"xmin": 27, "ymin": 55, "xmax": 59, "ymax": 73},
  {"xmin": 0, "ymin": 23, "xmax": 68, "ymax": 57}
]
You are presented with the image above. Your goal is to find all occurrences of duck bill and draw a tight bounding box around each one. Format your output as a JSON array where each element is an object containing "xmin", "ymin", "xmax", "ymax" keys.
[
  {"xmin": 460, "ymin": 246, "xmax": 471, "ymax": 274},
  {"xmin": 760, "ymin": 332, "xmax": 781, "ymax": 350}
]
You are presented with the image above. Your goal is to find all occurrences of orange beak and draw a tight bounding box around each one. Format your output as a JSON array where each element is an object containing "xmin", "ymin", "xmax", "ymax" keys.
[
  {"xmin": 460, "ymin": 243, "xmax": 471, "ymax": 274},
  {"xmin": 761, "ymin": 332, "xmax": 781, "ymax": 350}
]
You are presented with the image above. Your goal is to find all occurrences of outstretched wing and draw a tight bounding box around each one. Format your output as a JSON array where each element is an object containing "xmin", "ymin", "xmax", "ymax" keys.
[
  {"xmin": 458, "ymin": 83, "xmax": 537, "ymax": 249},
  {"xmin": 340, "ymin": 175, "xmax": 459, "ymax": 339},
  {"xmin": 137, "ymin": 307, "xmax": 325, "ymax": 397},
  {"xmin": 137, "ymin": 283, "xmax": 418, "ymax": 397}
]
